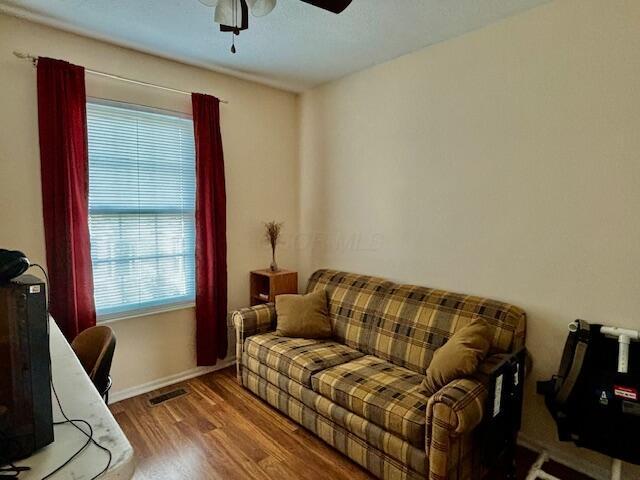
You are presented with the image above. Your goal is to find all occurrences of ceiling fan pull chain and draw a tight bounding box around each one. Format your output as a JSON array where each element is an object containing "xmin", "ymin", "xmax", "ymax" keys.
[{"xmin": 231, "ymin": 0, "xmax": 237, "ymax": 53}]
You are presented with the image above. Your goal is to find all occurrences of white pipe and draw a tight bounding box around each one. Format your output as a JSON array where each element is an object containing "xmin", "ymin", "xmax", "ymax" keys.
[
  {"xmin": 618, "ymin": 335, "xmax": 630, "ymax": 374},
  {"xmin": 600, "ymin": 326, "xmax": 640, "ymax": 341},
  {"xmin": 600, "ymin": 326, "xmax": 639, "ymax": 374},
  {"xmin": 526, "ymin": 452, "xmax": 563, "ymax": 480}
]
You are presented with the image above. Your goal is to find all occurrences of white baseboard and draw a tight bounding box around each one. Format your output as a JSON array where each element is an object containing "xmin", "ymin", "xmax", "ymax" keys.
[
  {"xmin": 517, "ymin": 432, "xmax": 622, "ymax": 480},
  {"xmin": 109, "ymin": 357, "xmax": 236, "ymax": 404}
]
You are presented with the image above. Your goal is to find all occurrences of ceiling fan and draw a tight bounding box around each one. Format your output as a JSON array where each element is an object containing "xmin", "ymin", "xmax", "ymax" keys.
[{"xmin": 198, "ymin": 0, "xmax": 353, "ymax": 53}]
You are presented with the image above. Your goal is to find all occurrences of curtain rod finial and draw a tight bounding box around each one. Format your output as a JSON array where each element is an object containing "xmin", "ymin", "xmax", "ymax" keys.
[{"xmin": 13, "ymin": 50, "xmax": 37, "ymax": 66}]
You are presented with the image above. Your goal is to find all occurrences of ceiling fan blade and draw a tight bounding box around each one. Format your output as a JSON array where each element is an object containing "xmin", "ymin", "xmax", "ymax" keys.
[{"xmin": 299, "ymin": 0, "xmax": 352, "ymax": 14}]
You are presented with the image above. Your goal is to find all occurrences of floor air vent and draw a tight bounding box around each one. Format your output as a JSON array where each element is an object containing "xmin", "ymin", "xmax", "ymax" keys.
[{"xmin": 148, "ymin": 388, "xmax": 188, "ymax": 406}]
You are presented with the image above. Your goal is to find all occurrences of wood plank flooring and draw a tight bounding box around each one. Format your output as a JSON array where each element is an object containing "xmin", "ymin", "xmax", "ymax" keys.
[{"xmin": 110, "ymin": 367, "xmax": 593, "ymax": 480}]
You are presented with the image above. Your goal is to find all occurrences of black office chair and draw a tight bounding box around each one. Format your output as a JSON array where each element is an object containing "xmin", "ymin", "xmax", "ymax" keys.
[{"xmin": 71, "ymin": 326, "xmax": 116, "ymax": 404}]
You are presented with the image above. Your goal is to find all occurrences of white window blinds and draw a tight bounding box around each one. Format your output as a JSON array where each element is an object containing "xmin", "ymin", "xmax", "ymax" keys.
[{"xmin": 87, "ymin": 101, "xmax": 196, "ymax": 319}]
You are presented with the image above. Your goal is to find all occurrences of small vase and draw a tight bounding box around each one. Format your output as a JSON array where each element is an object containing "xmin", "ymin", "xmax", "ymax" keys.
[{"xmin": 270, "ymin": 249, "xmax": 278, "ymax": 272}]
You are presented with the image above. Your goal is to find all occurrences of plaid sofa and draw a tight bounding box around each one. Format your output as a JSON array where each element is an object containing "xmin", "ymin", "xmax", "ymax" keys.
[{"xmin": 233, "ymin": 269, "xmax": 526, "ymax": 480}]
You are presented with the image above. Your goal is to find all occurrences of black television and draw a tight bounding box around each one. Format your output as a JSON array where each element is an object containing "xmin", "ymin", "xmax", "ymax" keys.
[{"xmin": 0, "ymin": 274, "xmax": 54, "ymax": 464}]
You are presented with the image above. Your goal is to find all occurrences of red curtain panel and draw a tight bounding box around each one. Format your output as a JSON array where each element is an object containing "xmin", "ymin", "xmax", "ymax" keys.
[
  {"xmin": 192, "ymin": 93, "xmax": 228, "ymax": 365},
  {"xmin": 37, "ymin": 57, "xmax": 96, "ymax": 341}
]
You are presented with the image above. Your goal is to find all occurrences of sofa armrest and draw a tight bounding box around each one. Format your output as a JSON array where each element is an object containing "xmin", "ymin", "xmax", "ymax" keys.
[
  {"xmin": 232, "ymin": 302, "xmax": 277, "ymax": 337},
  {"xmin": 425, "ymin": 350, "xmax": 526, "ymax": 480},
  {"xmin": 231, "ymin": 303, "xmax": 277, "ymax": 380},
  {"xmin": 425, "ymin": 350, "xmax": 522, "ymax": 438},
  {"xmin": 427, "ymin": 378, "xmax": 488, "ymax": 439},
  {"xmin": 425, "ymin": 377, "xmax": 487, "ymax": 480}
]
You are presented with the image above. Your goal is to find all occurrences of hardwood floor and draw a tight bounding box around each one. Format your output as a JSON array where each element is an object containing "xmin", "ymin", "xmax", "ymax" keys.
[{"xmin": 110, "ymin": 367, "xmax": 593, "ymax": 480}]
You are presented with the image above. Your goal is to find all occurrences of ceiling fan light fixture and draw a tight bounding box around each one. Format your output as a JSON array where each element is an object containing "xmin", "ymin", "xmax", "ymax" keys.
[
  {"xmin": 201, "ymin": 0, "xmax": 350, "ymax": 55},
  {"xmin": 246, "ymin": 0, "xmax": 276, "ymax": 17},
  {"xmin": 214, "ymin": 0, "xmax": 235, "ymax": 25}
]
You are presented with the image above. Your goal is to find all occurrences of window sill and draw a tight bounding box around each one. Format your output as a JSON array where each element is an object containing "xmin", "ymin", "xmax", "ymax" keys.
[{"xmin": 97, "ymin": 302, "xmax": 196, "ymax": 325}]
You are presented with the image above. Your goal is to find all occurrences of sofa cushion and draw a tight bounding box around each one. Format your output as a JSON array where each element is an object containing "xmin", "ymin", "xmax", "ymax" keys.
[
  {"xmin": 244, "ymin": 333, "xmax": 364, "ymax": 387},
  {"xmin": 306, "ymin": 269, "xmax": 392, "ymax": 353},
  {"xmin": 311, "ymin": 355, "xmax": 428, "ymax": 448},
  {"xmin": 368, "ymin": 283, "xmax": 527, "ymax": 374},
  {"xmin": 275, "ymin": 290, "xmax": 332, "ymax": 339},
  {"xmin": 422, "ymin": 317, "xmax": 492, "ymax": 395}
]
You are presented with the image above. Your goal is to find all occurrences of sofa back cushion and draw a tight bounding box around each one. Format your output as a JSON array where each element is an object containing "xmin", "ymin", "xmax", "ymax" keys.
[
  {"xmin": 307, "ymin": 270, "xmax": 526, "ymax": 374},
  {"xmin": 370, "ymin": 283, "xmax": 526, "ymax": 373},
  {"xmin": 306, "ymin": 269, "xmax": 392, "ymax": 352}
]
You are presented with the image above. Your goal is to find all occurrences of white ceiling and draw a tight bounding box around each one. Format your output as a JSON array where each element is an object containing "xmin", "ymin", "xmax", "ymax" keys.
[{"xmin": 0, "ymin": 0, "xmax": 549, "ymax": 92}]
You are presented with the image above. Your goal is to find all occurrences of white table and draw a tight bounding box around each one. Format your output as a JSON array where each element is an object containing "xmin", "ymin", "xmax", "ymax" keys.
[{"xmin": 14, "ymin": 318, "xmax": 135, "ymax": 479}]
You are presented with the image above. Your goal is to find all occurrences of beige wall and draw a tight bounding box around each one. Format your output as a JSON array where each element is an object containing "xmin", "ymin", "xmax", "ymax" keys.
[
  {"xmin": 299, "ymin": 0, "xmax": 640, "ymax": 478},
  {"xmin": 0, "ymin": 14, "xmax": 299, "ymax": 396}
]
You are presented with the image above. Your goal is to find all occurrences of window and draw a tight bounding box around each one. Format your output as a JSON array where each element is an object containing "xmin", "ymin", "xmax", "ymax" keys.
[{"xmin": 87, "ymin": 101, "xmax": 196, "ymax": 320}]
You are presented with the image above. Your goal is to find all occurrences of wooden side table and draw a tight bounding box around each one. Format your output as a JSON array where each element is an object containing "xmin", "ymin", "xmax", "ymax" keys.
[{"xmin": 250, "ymin": 269, "xmax": 298, "ymax": 306}]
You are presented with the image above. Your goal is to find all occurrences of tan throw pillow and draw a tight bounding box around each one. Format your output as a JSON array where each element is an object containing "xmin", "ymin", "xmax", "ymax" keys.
[
  {"xmin": 422, "ymin": 318, "xmax": 493, "ymax": 395},
  {"xmin": 275, "ymin": 289, "xmax": 331, "ymax": 339}
]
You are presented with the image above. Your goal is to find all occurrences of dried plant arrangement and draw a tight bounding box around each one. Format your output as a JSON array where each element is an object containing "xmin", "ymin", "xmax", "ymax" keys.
[{"xmin": 264, "ymin": 221, "xmax": 283, "ymax": 272}]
